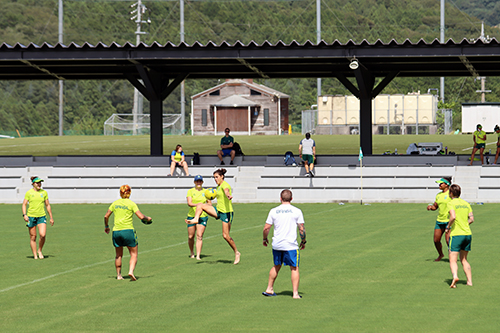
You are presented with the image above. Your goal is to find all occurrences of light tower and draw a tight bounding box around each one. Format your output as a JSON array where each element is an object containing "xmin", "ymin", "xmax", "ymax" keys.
[
  {"xmin": 130, "ymin": 0, "xmax": 151, "ymax": 135},
  {"xmin": 476, "ymin": 22, "xmax": 491, "ymax": 103}
]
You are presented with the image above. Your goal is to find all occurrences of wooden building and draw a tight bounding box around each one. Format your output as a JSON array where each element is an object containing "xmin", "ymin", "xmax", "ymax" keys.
[{"xmin": 191, "ymin": 79, "xmax": 289, "ymax": 135}]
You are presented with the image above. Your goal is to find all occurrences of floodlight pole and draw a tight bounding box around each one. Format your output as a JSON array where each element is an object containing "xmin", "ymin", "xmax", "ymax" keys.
[
  {"xmin": 131, "ymin": 0, "xmax": 150, "ymax": 135},
  {"xmin": 180, "ymin": 0, "xmax": 186, "ymax": 134},
  {"xmin": 440, "ymin": 0, "xmax": 445, "ymax": 103},
  {"xmin": 58, "ymin": 0, "xmax": 63, "ymax": 136},
  {"xmin": 316, "ymin": 0, "xmax": 321, "ymax": 98},
  {"xmin": 476, "ymin": 22, "xmax": 491, "ymax": 103}
]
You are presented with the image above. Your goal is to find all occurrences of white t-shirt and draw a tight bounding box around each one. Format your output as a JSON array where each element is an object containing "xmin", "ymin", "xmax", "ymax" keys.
[
  {"xmin": 300, "ymin": 138, "xmax": 315, "ymax": 155},
  {"xmin": 265, "ymin": 203, "xmax": 305, "ymax": 251}
]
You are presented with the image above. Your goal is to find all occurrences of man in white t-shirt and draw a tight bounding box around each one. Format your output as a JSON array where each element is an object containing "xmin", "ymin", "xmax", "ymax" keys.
[
  {"xmin": 262, "ymin": 189, "xmax": 306, "ymax": 299},
  {"xmin": 299, "ymin": 132, "xmax": 316, "ymax": 177}
]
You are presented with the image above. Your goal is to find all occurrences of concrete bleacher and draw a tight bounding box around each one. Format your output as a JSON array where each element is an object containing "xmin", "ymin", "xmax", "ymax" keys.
[
  {"xmin": 255, "ymin": 165, "xmax": 457, "ymax": 203},
  {"xmin": 1, "ymin": 155, "xmax": 500, "ymax": 204}
]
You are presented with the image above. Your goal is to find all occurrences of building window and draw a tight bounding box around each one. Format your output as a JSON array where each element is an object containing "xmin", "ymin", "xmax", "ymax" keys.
[
  {"xmin": 209, "ymin": 90, "xmax": 220, "ymax": 96},
  {"xmin": 202, "ymin": 109, "xmax": 207, "ymax": 126},
  {"xmin": 250, "ymin": 89, "xmax": 261, "ymax": 95},
  {"xmin": 264, "ymin": 108, "xmax": 269, "ymax": 126}
]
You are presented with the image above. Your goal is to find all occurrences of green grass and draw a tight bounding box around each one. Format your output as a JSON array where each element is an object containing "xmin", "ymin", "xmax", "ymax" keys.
[
  {"xmin": 2, "ymin": 202, "xmax": 498, "ymax": 332},
  {"xmin": 0, "ymin": 133, "xmax": 494, "ymax": 156}
]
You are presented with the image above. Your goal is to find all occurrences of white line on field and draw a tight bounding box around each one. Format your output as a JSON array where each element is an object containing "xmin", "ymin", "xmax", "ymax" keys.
[
  {"xmin": 462, "ymin": 141, "xmax": 497, "ymax": 151},
  {"xmin": 1, "ymin": 205, "xmax": 342, "ymax": 294},
  {"xmin": 0, "ymin": 224, "xmax": 261, "ymax": 294}
]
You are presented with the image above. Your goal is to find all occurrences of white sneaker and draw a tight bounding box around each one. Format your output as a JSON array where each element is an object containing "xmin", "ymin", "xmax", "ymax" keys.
[{"xmin": 305, "ymin": 173, "xmax": 310, "ymax": 177}]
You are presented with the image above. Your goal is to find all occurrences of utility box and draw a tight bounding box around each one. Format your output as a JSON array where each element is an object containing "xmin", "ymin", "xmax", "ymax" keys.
[{"xmin": 418, "ymin": 142, "xmax": 443, "ymax": 155}]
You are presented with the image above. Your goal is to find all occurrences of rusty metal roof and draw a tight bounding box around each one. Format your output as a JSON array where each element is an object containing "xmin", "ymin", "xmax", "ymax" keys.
[{"xmin": 1, "ymin": 38, "xmax": 500, "ymax": 81}]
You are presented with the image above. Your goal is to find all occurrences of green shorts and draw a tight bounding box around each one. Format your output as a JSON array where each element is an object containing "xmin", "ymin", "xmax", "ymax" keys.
[
  {"xmin": 186, "ymin": 216, "xmax": 208, "ymax": 227},
  {"xmin": 475, "ymin": 143, "xmax": 485, "ymax": 149},
  {"xmin": 215, "ymin": 208, "xmax": 233, "ymax": 224},
  {"xmin": 435, "ymin": 221, "xmax": 447, "ymax": 230},
  {"xmin": 449, "ymin": 235, "xmax": 472, "ymax": 252},
  {"xmin": 112, "ymin": 229, "xmax": 138, "ymax": 248},
  {"xmin": 302, "ymin": 154, "xmax": 314, "ymax": 164},
  {"xmin": 27, "ymin": 216, "xmax": 46, "ymax": 228}
]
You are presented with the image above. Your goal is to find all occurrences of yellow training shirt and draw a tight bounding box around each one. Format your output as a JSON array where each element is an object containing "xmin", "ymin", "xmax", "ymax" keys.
[
  {"xmin": 435, "ymin": 191, "xmax": 451, "ymax": 222},
  {"xmin": 447, "ymin": 198, "xmax": 472, "ymax": 236},
  {"xmin": 216, "ymin": 181, "xmax": 233, "ymax": 213},
  {"xmin": 108, "ymin": 198, "xmax": 139, "ymax": 231}
]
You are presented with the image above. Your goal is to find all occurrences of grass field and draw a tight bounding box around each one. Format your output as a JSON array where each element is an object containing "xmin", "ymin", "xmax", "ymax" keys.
[
  {"xmin": 0, "ymin": 133, "xmax": 496, "ymax": 156},
  {"xmin": 2, "ymin": 202, "xmax": 498, "ymax": 332}
]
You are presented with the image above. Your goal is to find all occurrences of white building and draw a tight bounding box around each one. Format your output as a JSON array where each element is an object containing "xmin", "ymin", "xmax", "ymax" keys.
[
  {"xmin": 462, "ymin": 103, "xmax": 500, "ymax": 133},
  {"xmin": 314, "ymin": 93, "xmax": 438, "ymax": 135}
]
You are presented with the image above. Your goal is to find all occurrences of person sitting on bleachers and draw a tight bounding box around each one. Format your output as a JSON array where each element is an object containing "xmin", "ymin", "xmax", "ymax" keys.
[{"xmin": 169, "ymin": 144, "xmax": 190, "ymax": 176}]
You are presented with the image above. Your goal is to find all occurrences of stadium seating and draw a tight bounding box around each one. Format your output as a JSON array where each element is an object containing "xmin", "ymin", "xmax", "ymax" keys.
[{"xmin": 1, "ymin": 156, "xmax": 499, "ymax": 204}]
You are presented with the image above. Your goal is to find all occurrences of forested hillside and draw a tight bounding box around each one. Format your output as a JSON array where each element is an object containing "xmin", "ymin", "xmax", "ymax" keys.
[
  {"xmin": 454, "ymin": 0, "xmax": 500, "ymax": 27},
  {"xmin": 0, "ymin": 0, "xmax": 499, "ymax": 136}
]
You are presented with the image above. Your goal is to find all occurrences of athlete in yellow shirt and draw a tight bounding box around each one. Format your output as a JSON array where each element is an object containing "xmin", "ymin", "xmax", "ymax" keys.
[
  {"xmin": 426, "ymin": 177, "xmax": 452, "ymax": 261},
  {"xmin": 469, "ymin": 124, "xmax": 486, "ymax": 165},
  {"xmin": 169, "ymin": 144, "xmax": 190, "ymax": 176},
  {"xmin": 186, "ymin": 168, "xmax": 241, "ymax": 264},
  {"xmin": 104, "ymin": 185, "xmax": 152, "ymax": 281},
  {"xmin": 445, "ymin": 184, "xmax": 474, "ymax": 288},
  {"xmin": 186, "ymin": 175, "xmax": 210, "ymax": 260},
  {"xmin": 22, "ymin": 176, "xmax": 54, "ymax": 259},
  {"xmin": 493, "ymin": 125, "xmax": 500, "ymax": 164}
]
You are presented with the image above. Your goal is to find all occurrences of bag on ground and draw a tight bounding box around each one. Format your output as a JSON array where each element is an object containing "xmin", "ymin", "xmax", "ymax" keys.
[
  {"xmin": 232, "ymin": 142, "xmax": 244, "ymax": 156},
  {"xmin": 193, "ymin": 152, "xmax": 200, "ymax": 165},
  {"xmin": 284, "ymin": 151, "xmax": 297, "ymax": 166}
]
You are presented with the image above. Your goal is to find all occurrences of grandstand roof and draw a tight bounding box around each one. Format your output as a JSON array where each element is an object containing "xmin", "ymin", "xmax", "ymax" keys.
[
  {"xmin": 2, "ymin": 38, "xmax": 499, "ymax": 155},
  {"xmin": 1, "ymin": 38, "xmax": 500, "ymax": 81}
]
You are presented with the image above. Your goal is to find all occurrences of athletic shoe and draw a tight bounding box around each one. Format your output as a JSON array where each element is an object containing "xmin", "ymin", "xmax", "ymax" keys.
[
  {"xmin": 310, "ymin": 171, "xmax": 315, "ymax": 177},
  {"xmin": 220, "ymin": 161, "xmax": 225, "ymax": 165},
  {"xmin": 230, "ymin": 161, "xmax": 234, "ymax": 165},
  {"xmin": 305, "ymin": 173, "xmax": 310, "ymax": 177}
]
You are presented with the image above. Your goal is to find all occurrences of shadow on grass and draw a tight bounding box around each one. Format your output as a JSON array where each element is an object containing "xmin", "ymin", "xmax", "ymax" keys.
[
  {"xmin": 26, "ymin": 255, "xmax": 53, "ymax": 259},
  {"xmin": 425, "ymin": 258, "xmax": 449, "ymax": 263},
  {"xmin": 444, "ymin": 279, "xmax": 468, "ymax": 287},
  {"xmin": 189, "ymin": 254, "xmax": 212, "ymax": 259},
  {"xmin": 107, "ymin": 275, "xmax": 154, "ymax": 281},
  {"xmin": 196, "ymin": 259, "xmax": 233, "ymax": 264},
  {"xmin": 274, "ymin": 291, "xmax": 304, "ymax": 298}
]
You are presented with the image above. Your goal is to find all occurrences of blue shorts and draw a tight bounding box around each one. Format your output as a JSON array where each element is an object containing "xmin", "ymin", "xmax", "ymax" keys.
[
  {"xmin": 112, "ymin": 229, "xmax": 138, "ymax": 248},
  {"xmin": 215, "ymin": 208, "xmax": 233, "ymax": 224},
  {"xmin": 221, "ymin": 149, "xmax": 232, "ymax": 157},
  {"xmin": 449, "ymin": 235, "xmax": 472, "ymax": 252},
  {"xmin": 27, "ymin": 216, "xmax": 46, "ymax": 228},
  {"xmin": 272, "ymin": 249, "xmax": 300, "ymax": 267},
  {"xmin": 186, "ymin": 216, "xmax": 208, "ymax": 227},
  {"xmin": 435, "ymin": 221, "xmax": 448, "ymax": 230}
]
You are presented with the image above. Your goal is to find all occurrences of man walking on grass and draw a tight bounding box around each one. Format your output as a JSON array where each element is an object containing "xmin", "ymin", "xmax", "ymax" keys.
[{"xmin": 262, "ymin": 189, "xmax": 306, "ymax": 299}]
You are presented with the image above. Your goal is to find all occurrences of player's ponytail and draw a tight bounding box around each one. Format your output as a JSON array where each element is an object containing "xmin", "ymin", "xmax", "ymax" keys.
[{"xmin": 213, "ymin": 168, "xmax": 227, "ymax": 178}]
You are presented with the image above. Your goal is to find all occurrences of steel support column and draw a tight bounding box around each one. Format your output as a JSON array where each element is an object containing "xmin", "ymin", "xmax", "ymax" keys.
[
  {"xmin": 338, "ymin": 65, "xmax": 398, "ymax": 155},
  {"xmin": 354, "ymin": 65, "xmax": 375, "ymax": 155},
  {"xmin": 126, "ymin": 66, "xmax": 188, "ymax": 155}
]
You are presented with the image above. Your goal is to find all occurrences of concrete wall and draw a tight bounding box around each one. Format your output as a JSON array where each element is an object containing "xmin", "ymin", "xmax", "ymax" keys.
[{"xmin": 2, "ymin": 161, "xmax": 499, "ymax": 204}]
